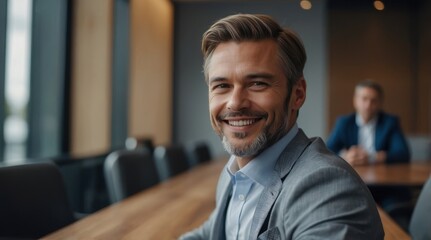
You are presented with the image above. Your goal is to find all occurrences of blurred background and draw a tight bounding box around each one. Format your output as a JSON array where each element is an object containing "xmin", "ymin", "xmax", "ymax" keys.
[{"xmin": 0, "ymin": 0, "xmax": 429, "ymax": 214}]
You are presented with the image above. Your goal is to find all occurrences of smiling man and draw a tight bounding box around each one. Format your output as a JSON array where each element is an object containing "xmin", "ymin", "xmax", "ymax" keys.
[
  {"xmin": 180, "ymin": 14, "xmax": 383, "ymax": 240},
  {"xmin": 208, "ymin": 39, "xmax": 301, "ymax": 169}
]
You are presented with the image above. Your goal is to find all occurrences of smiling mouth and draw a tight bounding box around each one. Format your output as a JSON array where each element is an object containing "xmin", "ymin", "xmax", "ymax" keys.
[{"xmin": 225, "ymin": 119, "xmax": 261, "ymax": 127}]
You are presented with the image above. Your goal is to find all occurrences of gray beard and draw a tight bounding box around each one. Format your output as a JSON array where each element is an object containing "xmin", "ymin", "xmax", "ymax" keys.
[
  {"xmin": 220, "ymin": 114, "xmax": 291, "ymax": 158},
  {"xmin": 221, "ymin": 130, "xmax": 268, "ymax": 158},
  {"xmin": 218, "ymin": 97, "xmax": 293, "ymax": 158}
]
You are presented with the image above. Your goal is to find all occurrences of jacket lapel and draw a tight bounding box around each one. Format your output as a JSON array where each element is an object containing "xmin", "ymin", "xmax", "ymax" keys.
[
  {"xmin": 374, "ymin": 113, "xmax": 384, "ymax": 150},
  {"xmin": 249, "ymin": 174, "xmax": 282, "ymax": 239},
  {"xmin": 249, "ymin": 129, "xmax": 311, "ymax": 239},
  {"xmin": 211, "ymin": 171, "xmax": 232, "ymax": 240},
  {"xmin": 352, "ymin": 115, "xmax": 359, "ymax": 146}
]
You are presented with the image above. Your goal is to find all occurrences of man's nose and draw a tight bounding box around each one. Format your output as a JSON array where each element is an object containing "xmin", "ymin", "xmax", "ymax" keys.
[
  {"xmin": 364, "ymin": 100, "xmax": 372, "ymax": 109},
  {"xmin": 226, "ymin": 87, "xmax": 250, "ymax": 111}
]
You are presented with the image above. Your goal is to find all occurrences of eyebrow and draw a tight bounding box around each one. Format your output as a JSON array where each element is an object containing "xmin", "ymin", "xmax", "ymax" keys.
[
  {"xmin": 209, "ymin": 73, "xmax": 275, "ymax": 84},
  {"xmin": 246, "ymin": 73, "xmax": 274, "ymax": 80},
  {"xmin": 208, "ymin": 77, "xmax": 227, "ymax": 85}
]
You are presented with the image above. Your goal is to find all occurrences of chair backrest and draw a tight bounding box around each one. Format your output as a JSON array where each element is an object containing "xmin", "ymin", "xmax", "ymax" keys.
[
  {"xmin": 104, "ymin": 149, "xmax": 159, "ymax": 203},
  {"xmin": 0, "ymin": 162, "xmax": 76, "ymax": 238},
  {"xmin": 409, "ymin": 176, "xmax": 431, "ymax": 240},
  {"xmin": 154, "ymin": 144, "xmax": 190, "ymax": 181},
  {"xmin": 407, "ymin": 135, "xmax": 431, "ymax": 162},
  {"xmin": 125, "ymin": 137, "xmax": 155, "ymax": 154},
  {"xmin": 186, "ymin": 141, "xmax": 212, "ymax": 166},
  {"xmin": 52, "ymin": 153, "xmax": 110, "ymax": 214}
]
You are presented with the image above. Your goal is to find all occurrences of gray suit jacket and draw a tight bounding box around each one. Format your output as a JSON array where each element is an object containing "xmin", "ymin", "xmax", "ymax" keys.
[{"xmin": 180, "ymin": 129, "xmax": 384, "ymax": 239}]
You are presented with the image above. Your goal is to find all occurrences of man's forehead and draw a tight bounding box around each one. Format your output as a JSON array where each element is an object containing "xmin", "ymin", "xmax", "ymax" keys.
[{"xmin": 356, "ymin": 86, "xmax": 378, "ymax": 94}]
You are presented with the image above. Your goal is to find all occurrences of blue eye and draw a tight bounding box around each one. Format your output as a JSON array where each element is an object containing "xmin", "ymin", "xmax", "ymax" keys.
[
  {"xmin": 216, "ymin": 83, "xmax": 229, "ymax": 88},
  {"xmin": 249, "ymin": 81, "xmax": 268, "ymax": 89},
  {"xmin": 210, "ymin": 83, "xmax": 231, "ymax": 93}
]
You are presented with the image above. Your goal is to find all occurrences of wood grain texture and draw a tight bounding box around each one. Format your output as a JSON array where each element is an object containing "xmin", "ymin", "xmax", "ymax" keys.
[
  {"xmin": 353, "ymin": 162, "xmax": 431, "ymax": 186},
  {"xmin": 42, "ymin": 159, "xmax": 225, "ymax": 240},
  {"xmin": 378, "ymin": 206, "xmax": 411, "ymax": 240}
]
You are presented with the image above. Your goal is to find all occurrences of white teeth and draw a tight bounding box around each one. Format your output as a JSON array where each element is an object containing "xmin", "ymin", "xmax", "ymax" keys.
[{"xmin": 228, "ymin": 119, "xmax": 256, "ymax": 126}]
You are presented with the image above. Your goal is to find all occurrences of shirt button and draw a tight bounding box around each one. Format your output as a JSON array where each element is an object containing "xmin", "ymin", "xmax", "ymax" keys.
[{"xmin": 238, "ymin": 194, "xmax": 245, "ymax": 201}]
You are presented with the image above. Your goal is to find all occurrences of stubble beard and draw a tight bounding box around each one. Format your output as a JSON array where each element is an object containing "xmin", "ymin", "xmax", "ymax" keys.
[
  {"xmin": 217, "ymin": 94, "xmax": 293, "ymax": 158},
  {"xmin": 221, "ymin": 130, "xmax": 268, "ymax": 158},
  {"xmin": 220, "ymin": 116, "xmax": 290, "ymax": 158}
]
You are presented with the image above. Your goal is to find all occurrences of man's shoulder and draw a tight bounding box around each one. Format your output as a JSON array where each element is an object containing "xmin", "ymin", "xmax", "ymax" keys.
[
  {"xmin": 285, "ymin": 137, "xmax": 368, "ymax": 199},
  {"xmin": 378, "ymin": 112, "xmax": 400, "ymax": 126},
  {"xmin": 332, "ymin": 113, "xmax": 356, "ymax": 131},
  {"xmin": 275, "ymin": 138, "xmax": 382, "ymax": 239},
  {"xmin": 277, "ymin": 130, "xmax": 357, "ymax": 180},
  {"xmin": 279, "ymin": 136, "xmax": 368, "ymax": 200},
  {"xmin": 304, "ymin": 137, "xmax": 350, "ymax": 167},
  {"xmin": 378, "ymin": 111, "xmax": 399, "ymax": 121},
  {"xmin": 337, "ymin": 113, "xmax": 356, "ymax": 122},
  {"xmin": 288, "ymin": 136, "xmax": 354, "ymax": 175}
]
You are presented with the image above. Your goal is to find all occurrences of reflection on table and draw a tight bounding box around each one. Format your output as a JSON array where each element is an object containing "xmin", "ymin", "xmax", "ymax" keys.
[
  {"xmin": 378, "ymin": 206, "xmax": 411, "ymax": 240},
  {"xmin": 353, "ymin": 162, "xmax": 431, "ymax": 186},
  {"xmin": 42, "ymin": 159, "xmax": 225, "ymax": 239}
]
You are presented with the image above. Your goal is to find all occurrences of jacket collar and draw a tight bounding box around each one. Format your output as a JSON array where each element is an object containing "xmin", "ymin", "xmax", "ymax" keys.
[
  {"xmin": 211, "ymin": 172, "xmax": 232, "ymax": 240},
  {"xmin": 249, "ymin": 129, "xmax": 312, "ymax": 239}
]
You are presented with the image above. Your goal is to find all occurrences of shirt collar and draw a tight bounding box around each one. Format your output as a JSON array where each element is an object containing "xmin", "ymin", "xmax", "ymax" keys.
[
  {"xmin": 356, "ymin": 114, "xmax": 378, "ymax": 127},
  {"xmin": 226, "ymin": 124, "xmax": 299, "ymax": 187}
]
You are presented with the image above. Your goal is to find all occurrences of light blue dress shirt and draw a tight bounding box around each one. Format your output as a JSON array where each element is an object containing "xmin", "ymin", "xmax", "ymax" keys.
[
  {"xmin": 356, "ymin": 114, "xmax": 378, "ymax": 162},
  {"xmin": 225, "ymin": 124, "xmax": 299, "ymax": 240}
]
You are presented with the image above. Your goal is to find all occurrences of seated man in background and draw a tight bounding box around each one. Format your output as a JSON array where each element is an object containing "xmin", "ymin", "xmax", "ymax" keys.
[
  {"xmin": 327, "ymin": 80, "xmax": 410, "ymax": 166},
  {"xmin": 327, "ymin": 80, "xmax": 411, "ymax": 211}
]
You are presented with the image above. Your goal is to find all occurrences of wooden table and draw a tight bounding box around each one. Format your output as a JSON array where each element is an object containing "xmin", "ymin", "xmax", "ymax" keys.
[
  {"xmin": 43, "ymin": 158, "xmax": 412, "ymax": 240},
  {"xmin": 43, "ymin": 159, "xmax": 226, "ymax": 240},
  {"xmin": 378, "ymin": 206, "xmax": 411, "ymax": 240},
  {"xmin": 353, "ymin": 162, "xmax": 431, "ymax": 186}
]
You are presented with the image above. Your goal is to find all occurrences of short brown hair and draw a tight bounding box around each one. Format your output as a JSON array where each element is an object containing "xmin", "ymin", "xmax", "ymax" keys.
[
  {"xmin": 202, "ymin": 14, "xmax": 307, "ymax": 94},
  {"xmin": 355, "ymin": 79, "xmax": 384, "ymax": 100}
]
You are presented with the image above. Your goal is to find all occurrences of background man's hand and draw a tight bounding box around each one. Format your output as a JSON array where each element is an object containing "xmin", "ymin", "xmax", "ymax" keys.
[{"xmin": 342, "ymin": 146, "xmax": 369, "ymax": 166}]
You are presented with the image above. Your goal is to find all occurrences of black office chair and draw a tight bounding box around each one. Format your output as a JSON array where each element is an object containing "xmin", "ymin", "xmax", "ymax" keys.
[
  {"xmin": 186, "ymin": 141, "xmax": 212, "ymax": 167},
  {"xmin": 125, "ymin": 137, "xmax": 155, "ymax": 155},
  {"xmin": 104, "ymin": 149, "xmax": 160, "ymax": 203},
  {"xmin": 0, "ymin": 162, "xmax": 76, "ymax": 239},
  {"xmin": 154, "ymin": 144, "xmax": 190, "ymax": 181},
  {"xmin": 406, "ymin": 135, "xmax": 431, "ymax": 162},
  {"xmin": 409, "ymin": 176, "xmax": 431, "ymax": 240},
  {"xmin": 52, "ymin": 153, "xmax": 110, "ymax": 214}
]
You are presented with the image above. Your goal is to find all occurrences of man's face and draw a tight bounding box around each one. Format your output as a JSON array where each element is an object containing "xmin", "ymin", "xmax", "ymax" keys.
[
  {"xmin": 353, "ymin": 86, "xmax": 382, "ymax": 123},
  {"xmin": 207, "ymin": 40, "xmax": 305, "ymax": 161}
]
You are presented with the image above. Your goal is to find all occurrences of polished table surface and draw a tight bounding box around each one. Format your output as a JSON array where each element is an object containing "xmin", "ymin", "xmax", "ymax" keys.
[
  {"xmin": 43, "ymin": 159, "xmax": 412, "ymax": 240},
  {"xmin": 43, "ymin": 159, "xmax": 225, "ymax": 240},
  {"xmin": 377, "ymin": 206, "xmax": 411, "ymax": 240},
  {"xmin": 353, "ymin": 161, "xmax": 431, "ymax": 186}
]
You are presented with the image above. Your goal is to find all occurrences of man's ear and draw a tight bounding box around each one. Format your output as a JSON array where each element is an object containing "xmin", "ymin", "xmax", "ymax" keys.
[{"xmin": 291, "ymin": 77, "xmax": 306, "ymax": 111}]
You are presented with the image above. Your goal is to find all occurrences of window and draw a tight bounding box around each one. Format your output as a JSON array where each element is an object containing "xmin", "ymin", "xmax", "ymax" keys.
[
  {"xmin": 1, "ymin": 0, "xmax": 71, "ymax": 162},
  {"xmin": 3, "ymin": 0, "xmax": 32, "ymax": 163}
]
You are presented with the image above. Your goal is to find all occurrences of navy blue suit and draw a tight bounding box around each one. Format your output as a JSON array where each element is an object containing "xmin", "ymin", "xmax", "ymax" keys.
[{"xmin": 327, "ymin": 112, "xmax": 410, "ymax": 163}]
